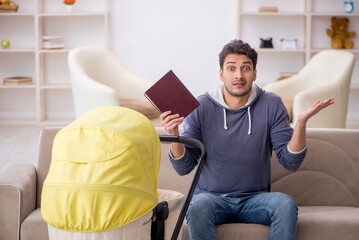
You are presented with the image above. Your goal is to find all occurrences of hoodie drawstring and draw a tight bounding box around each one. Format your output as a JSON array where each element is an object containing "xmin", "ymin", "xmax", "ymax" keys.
[
  {"xmin": 247, "ymin": 106, "xmax": 252, "ymax": 135},
  {"xmin": 223, "ymin": 108, "xmax": 228, "ymax": 130},
  {"xmin": 223, "ymin": 107, "xmax": 252, "ymax": 134}
]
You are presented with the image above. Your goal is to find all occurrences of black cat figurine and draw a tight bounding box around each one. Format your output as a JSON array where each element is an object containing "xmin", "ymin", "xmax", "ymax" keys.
[{"xmin": 260, "ymin": 38, "xmax": 273, "ymax": 48}]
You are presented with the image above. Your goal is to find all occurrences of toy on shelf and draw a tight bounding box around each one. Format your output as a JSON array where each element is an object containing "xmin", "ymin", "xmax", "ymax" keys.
[
  {"xmin": 280, "ymin": 38, "xmax": 297, "ymax": 50},
  {"xmin": 344, "ymin": 1, "xmax": 354, "ymax": 13},
  {"xmin": 326, "ymin": 17, "xmax": 356, "ymax": 49},
  {"xmin": 259, "ymin": 38, "xmax": 273, "ymax": 48},
  {"xmin": 1, "ymin": 39, "xmax": 10, "ymax": 49}
]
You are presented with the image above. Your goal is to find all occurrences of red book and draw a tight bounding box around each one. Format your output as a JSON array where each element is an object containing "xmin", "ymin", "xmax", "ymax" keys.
[{"xmin": 145, "ymin": 70, "xmax": 200, "ymax": 118}]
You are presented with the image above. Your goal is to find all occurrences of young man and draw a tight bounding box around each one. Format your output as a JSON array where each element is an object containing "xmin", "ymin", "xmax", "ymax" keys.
[{"xmin": 161, "ymin": 39, "xmax": 334, "ymax": 240}]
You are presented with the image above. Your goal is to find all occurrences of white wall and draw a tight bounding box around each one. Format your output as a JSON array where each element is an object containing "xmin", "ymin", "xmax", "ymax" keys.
[
  {"xmin": 108, "ymin": 0, "xmax": 238, "ymax": 97},
  {"xmin": 106, "ymin": 0, "xmax": 359, "ymax": 123}
]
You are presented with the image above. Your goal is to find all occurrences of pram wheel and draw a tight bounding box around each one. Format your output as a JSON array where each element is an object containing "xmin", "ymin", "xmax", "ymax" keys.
[{"xmin": 151, "ymin": 201, "xmax": 169, "ymax": 240}]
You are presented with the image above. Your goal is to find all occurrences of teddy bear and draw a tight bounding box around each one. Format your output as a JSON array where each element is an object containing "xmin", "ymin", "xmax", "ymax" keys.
[{"xmin": 326, "ymin": 17, "xmax": 356, "ymax": 49}]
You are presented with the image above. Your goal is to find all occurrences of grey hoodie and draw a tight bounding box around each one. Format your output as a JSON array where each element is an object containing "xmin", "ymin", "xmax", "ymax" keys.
[{"xmin": 169, "ymin": 84, "xmax": 306, "ymax": 195}]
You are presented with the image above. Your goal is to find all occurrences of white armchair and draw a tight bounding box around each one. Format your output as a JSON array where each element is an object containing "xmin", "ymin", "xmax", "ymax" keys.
[
  {"xmin": 263, "ymin": 50, "xmax": 355, "ymax": 128},
  {"xmin": 68, "ymin": 47, "xmax": 160, "ymax": 125}
]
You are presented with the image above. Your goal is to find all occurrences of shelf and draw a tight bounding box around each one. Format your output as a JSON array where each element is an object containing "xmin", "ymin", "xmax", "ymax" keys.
[
  {"xmin": 239, "ymin": 0, "xmax": 359, "ymax": 124},
  {"xmin": 40, "ymin": 119, "xmax": 73, "ymax": 126},
  {"xmin": 39, "ymin": 12, "xmax": 106, "ymax": 17},
  {"xmin": 0, "ymin": 119, "xmax": 37, "ymax": 125},
  {"xmin": 311, "ymin": 12, "xmax": 359, "ymax": 17},
  {"xmin": 40, "ymin": 84, "xmax": 72, "ymax": 89},
  {"xmin": 0, "ymin": 87, "xmax": 36, "ymax": 121},
  {"xmin": 256, "ymin": 48, "xmax": 306, "ymax": 53},
  {"xmin": 0, "ymin": 48, "xmax": 36, "ymax": 53},
  {"xmin": 41, "ymin": 88, "xmax": 74, "ymax": 122},
  {"xmin": 0, "ymin": 13, "xmax": 35, "ymax": 16},
  {"xmin": 239, "ymin": 12, "xmax": 305, "ymax": 16},
  {"xmin": 39, "ymin": 49, "xmax": 71, "ymax": 53},
  {"xmin": 0, "ymin": 84, "xmax": 36, "ymax": 89},
  {"xmin": 351, "ymin": 84, "xmax": 359, "ymax": 90},
  {"xmin": 0, "ymin": 0, "xmax": 108, "ymax": 125},
  {"xmin": 346, "ymin": 119, "xmax": 359, "ymax": 129},
  {"xmin": 311, "ymin": 48, "xmax": 359, "ymax": 54}
]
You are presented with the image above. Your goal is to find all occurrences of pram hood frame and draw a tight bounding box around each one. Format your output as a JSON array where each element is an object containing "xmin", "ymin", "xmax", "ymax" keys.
[{"xmin": 159, "ymin": 135, "xmax": 207, "ymax": 240}]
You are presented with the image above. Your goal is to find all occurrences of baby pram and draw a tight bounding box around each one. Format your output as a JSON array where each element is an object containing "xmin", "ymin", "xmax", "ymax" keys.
[{"xmin": 41, "ymin": 106, "xmax": 206, "ymax": 240}]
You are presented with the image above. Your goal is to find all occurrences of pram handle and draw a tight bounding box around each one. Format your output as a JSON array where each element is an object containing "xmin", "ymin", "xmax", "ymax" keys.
[{"xmin": 158, "ymin": 135, "xmax": 207, "ymax": 240}]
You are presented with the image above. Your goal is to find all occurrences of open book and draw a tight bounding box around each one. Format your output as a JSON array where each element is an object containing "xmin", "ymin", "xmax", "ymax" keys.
[{"xmin": 144, "ymin": 70, "xmax": 200, "ymax": 118}]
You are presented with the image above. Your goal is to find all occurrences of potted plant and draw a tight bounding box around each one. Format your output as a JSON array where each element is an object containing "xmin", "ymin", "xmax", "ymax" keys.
[{"xmin": 63, "ymin": 0, "xmax": 75, "ymax": 13}]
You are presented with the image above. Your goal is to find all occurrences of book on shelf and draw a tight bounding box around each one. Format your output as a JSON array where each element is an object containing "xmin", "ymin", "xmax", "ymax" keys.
[
  {"xmin": 42, "ymin": 35, "xmax": 64, "ymax": 50},
  {"xmin": 42, "ymin": 44, "xmax": 65, "ymax": 49},
  {"xmin": 3, "ymin": 76, "xmax": 33, "ymax": 85},
  {"xmin": 42, "ymin": 35, "xmax": 64, "ymax": 41},
  {"xmin": 144, "ymin": 70, "xmax": 200, "ymax": 118},
  {"xmin": 259, "ymin": 6, "xmax": 278, "ymax": 13}
]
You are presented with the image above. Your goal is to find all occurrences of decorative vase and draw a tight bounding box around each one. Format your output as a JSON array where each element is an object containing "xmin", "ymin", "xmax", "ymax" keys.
[{"xmin": 65, "ymin": 4, "xmax": 73, "ymax": 13}]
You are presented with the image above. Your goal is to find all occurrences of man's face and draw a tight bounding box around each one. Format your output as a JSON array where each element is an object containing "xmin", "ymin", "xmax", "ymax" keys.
[{"xmin": 219, "ymin": 53, "xmax": 257, "ymax": 99}]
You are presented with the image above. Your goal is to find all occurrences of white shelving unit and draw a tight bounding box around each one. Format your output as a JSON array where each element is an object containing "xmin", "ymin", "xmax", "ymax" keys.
[
  {"xmin": 238, "ymin": 0, "xmax": 359, "ymax": 127},
  {"xmin": 0, "ymin": 0, "xmax": 108, "ymax": 125}
]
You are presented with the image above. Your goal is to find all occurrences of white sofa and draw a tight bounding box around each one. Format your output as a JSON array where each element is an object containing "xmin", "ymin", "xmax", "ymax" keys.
[{"xmin": 1, "ymin": 127, "xmax": 359, "ymax": 240}]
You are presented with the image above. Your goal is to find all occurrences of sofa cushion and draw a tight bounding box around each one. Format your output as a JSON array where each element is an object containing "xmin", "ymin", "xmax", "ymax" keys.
[
  {"xmin": 20, "ymin": 207, "xmax": 359, "ymax": 240},
  {"xmin": 180, "ymin": 206, "xmax": 359, "ymax": 240},
  {"xmin": 297, "ymin": 206, "xmax": 359, "ymax": 240},
  {"xmin": 0, "ymin": 185, "xmax": 20, "ymax": 240},
  {"xmin": 271, "ymin": 138, "xmax": 359, "ymax": 206},
  {"xmin": 21, "ymin": 208, "xmax": 48, "ymax": 240},
  {"xmin": 181, "ymin": 223, "xmax": 270, "ymax": 240},
  {"xmin": 37, "ymin": 128, "xmax": 60, "ymax": 208}
]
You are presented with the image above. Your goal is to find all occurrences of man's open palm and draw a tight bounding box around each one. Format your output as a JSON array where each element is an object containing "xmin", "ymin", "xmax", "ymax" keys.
[{"xmin": 298, "ymin": 98, "xmax": 335, "ymax": 123}]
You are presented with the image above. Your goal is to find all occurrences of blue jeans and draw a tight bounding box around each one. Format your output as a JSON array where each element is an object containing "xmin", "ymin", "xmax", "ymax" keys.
[{"xmin": 186, "ymin": 192, "xmax": 297, "ymax": 240}]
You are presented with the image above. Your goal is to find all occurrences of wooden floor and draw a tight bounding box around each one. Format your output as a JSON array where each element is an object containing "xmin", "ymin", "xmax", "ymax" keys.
[{"xmin": 0, "ymin": 125, "xmax": 43, "ymax": 170}]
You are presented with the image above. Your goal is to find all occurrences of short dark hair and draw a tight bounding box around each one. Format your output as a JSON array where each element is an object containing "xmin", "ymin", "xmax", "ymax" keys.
[{"xmin": 219, "ymin": 39, "xmax": 258, "ymax": 70}]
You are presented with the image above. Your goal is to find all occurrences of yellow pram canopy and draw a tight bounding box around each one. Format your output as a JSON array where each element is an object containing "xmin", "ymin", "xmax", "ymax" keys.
[{"xmin": 41, "ymin": 106, "xmax": 161, "ymax": 232}]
